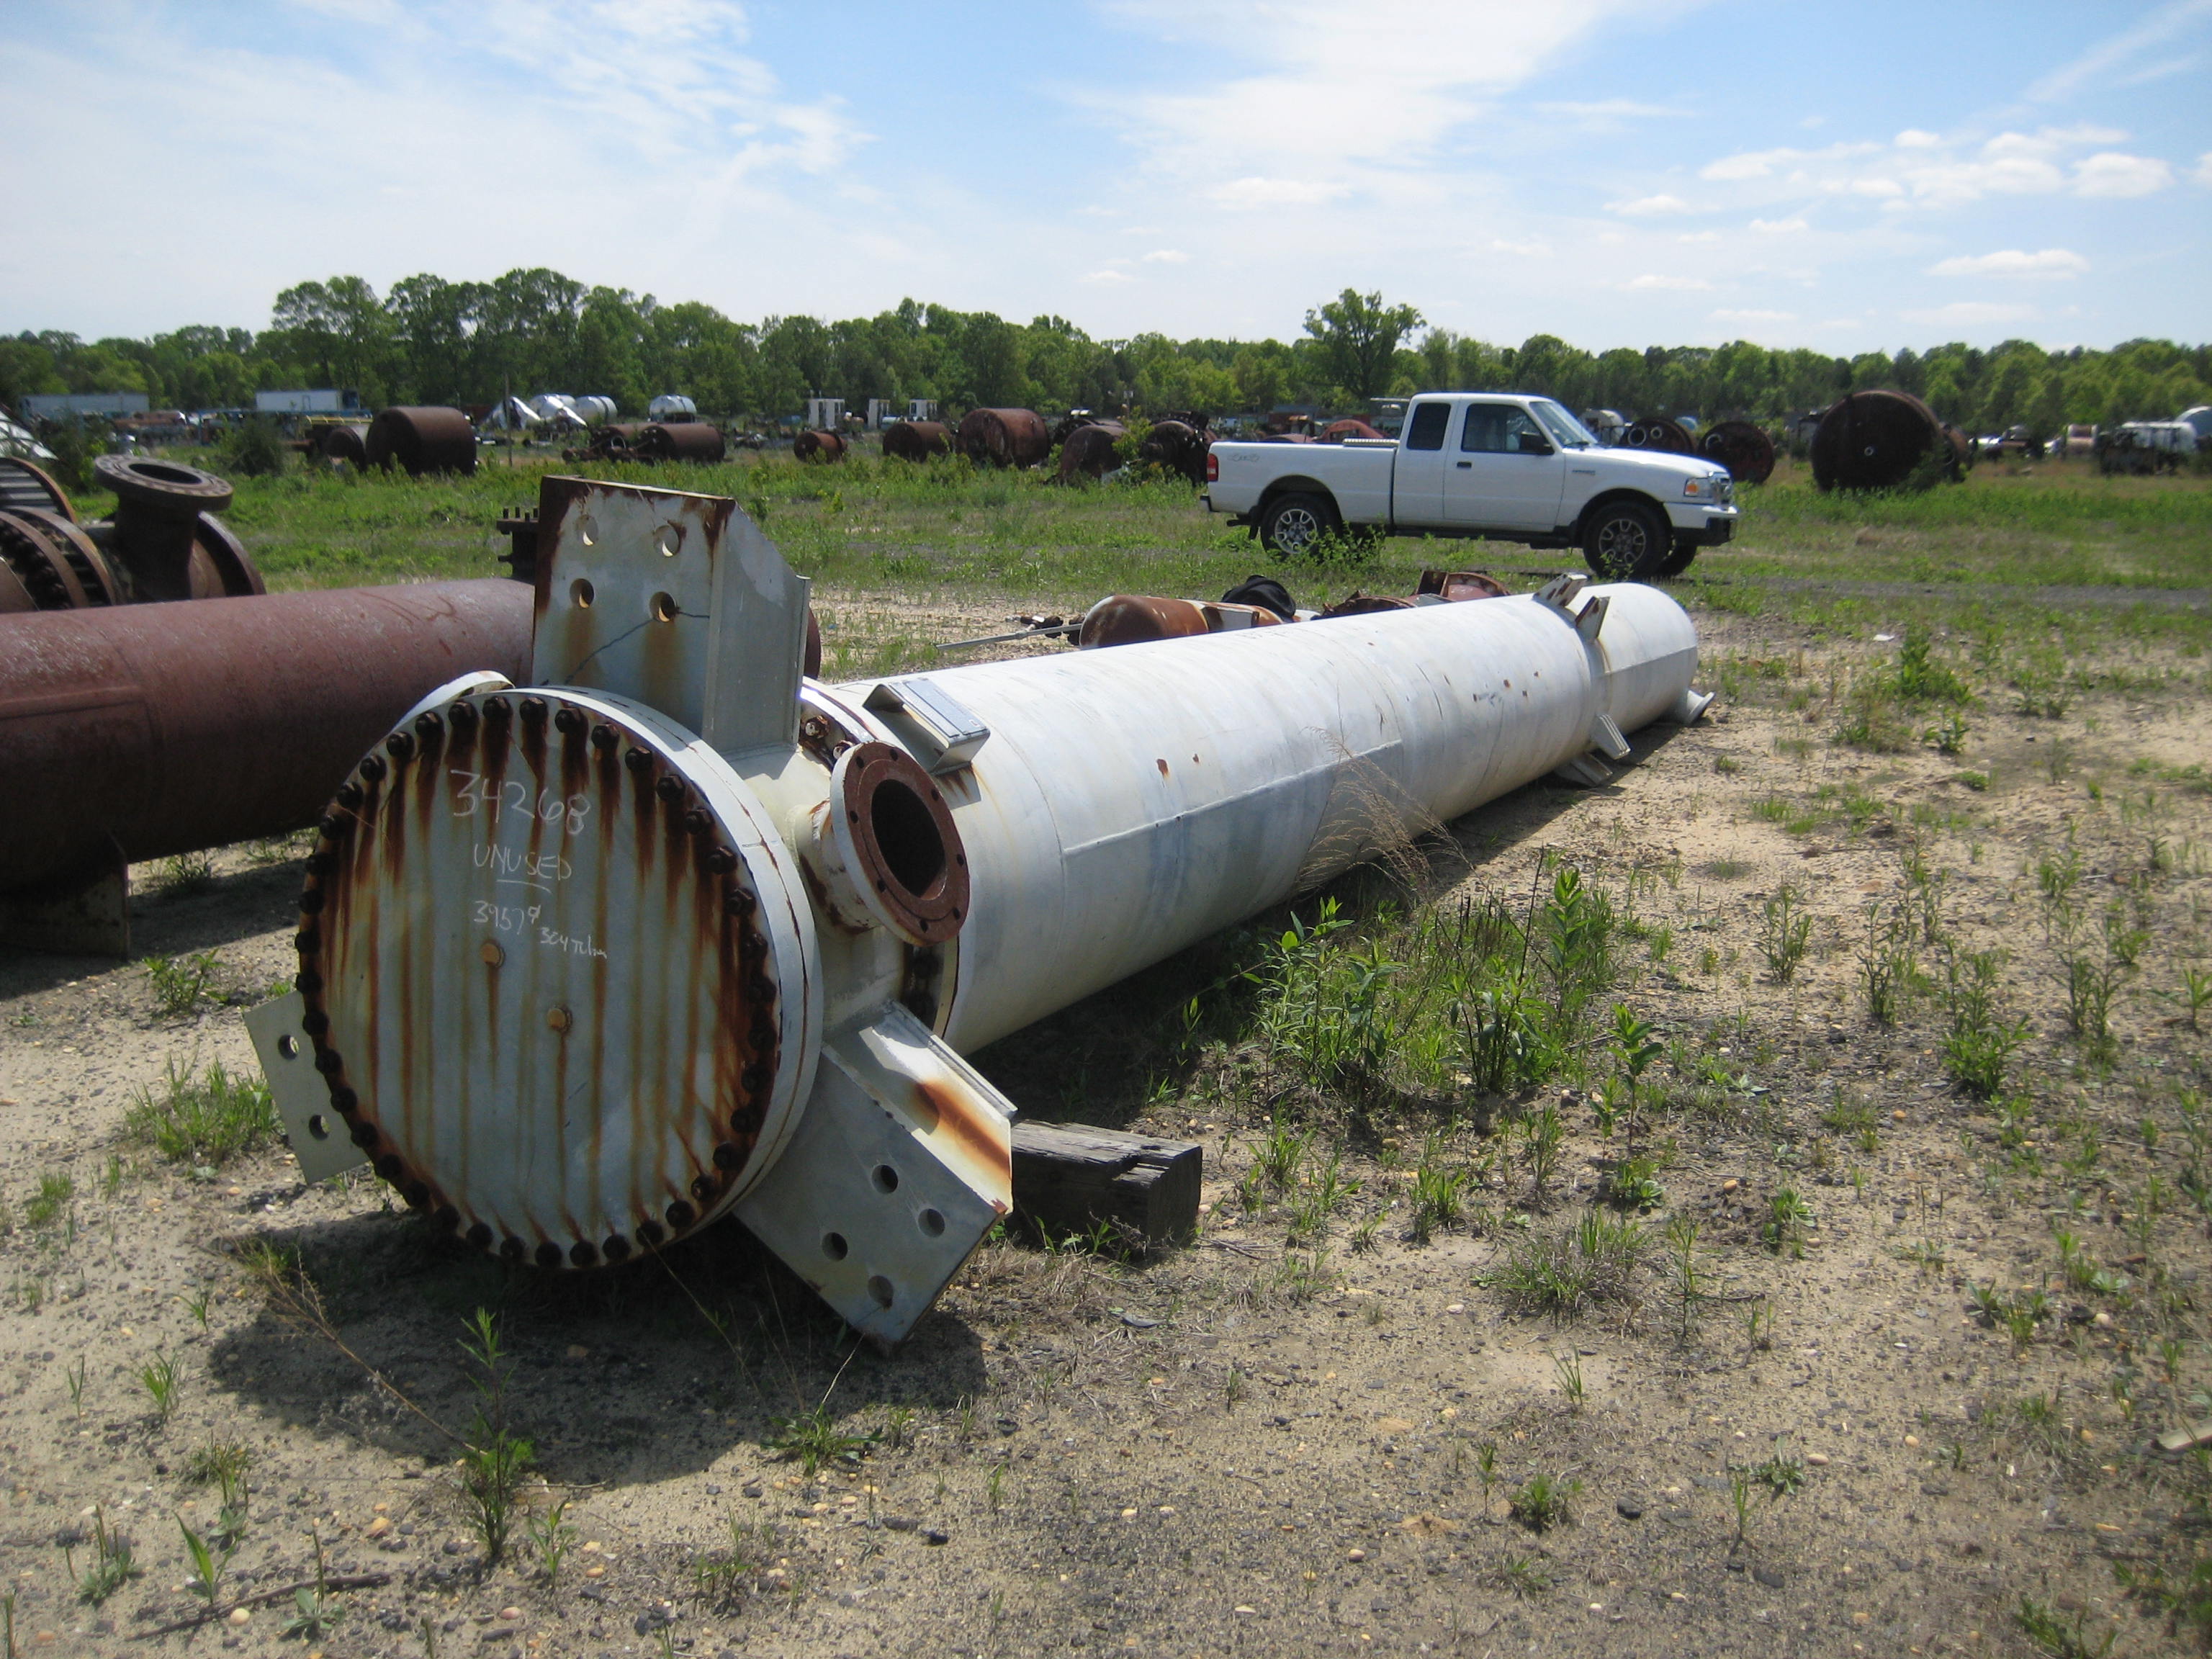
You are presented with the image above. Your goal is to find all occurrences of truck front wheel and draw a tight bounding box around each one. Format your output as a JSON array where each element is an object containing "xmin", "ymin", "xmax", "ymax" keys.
[
  {"xmin": 1581, "ymin": 500, "xmax": 1668, "ymax": 581},
  {"xmin": 1258, "ymin": 492, "xmax": 1340, "ymax": 558}
]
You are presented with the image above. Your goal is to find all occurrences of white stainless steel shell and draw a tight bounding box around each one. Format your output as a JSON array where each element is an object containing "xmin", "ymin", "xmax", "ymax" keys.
[{"xmin": 841, "ymin": 583, "xmax": 1701, "ymax": 1054}]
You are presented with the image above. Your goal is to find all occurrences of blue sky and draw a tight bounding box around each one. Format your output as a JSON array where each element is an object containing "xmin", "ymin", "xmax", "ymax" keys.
[{"xmin": 4, "ymin": 0, "xmax": 2208, "ymax": 353}]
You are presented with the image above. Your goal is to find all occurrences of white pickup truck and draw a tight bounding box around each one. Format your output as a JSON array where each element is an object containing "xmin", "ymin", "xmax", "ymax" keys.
[{"xmin": 1202, "ymin": 392, "xmax": 1738, "ymax": 580}]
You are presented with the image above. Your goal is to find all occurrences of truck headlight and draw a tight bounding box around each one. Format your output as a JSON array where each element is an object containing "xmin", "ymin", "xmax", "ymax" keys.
[{"xmin": 1682, "ymin": 475, "xmax": 1732, "ymax": 504}]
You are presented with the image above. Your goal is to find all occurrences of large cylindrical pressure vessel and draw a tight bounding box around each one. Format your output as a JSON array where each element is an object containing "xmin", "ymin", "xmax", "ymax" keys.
[
  {"xmin": 0, "ymin": 580, "xmax": 534, "ymax": 891},
  {"xmin": 848, "ymin": 582, "xmax": 1699, "ymax": 1052}
]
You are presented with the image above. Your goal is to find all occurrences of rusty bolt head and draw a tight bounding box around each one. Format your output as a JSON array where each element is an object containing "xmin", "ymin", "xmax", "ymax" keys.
[
  {"xmin": 603, "ymin": 1236, "xmax": 631, "ymax": 1264},
  {"xmin": 300, "ymin": 1009, "xmax": 329, "ymax": 1036},
  {"xmin": 480, "ymin": 940, "xmax": 505, "ymax": 967},
  {"xmin": 689, "ymin": 1175, "xmax": 715, "ymax": 1202},
  {"xmin": 329, "ymin": 1085, "xmax": 356, "ymax": 1115},
  {"xmin": 534, "ymin": 1242, "xmax": 563, "ymax": 1269},
  {"xmin": 484, "ymin": 696, "xmax": 512, "ymax": 722},
  {"xmin": 554, "ymin": 706, "xmax": 585, "ymax": 736},
  {"xmin": 568, "ymin": 1240, "xmax": 598, "ymax": 1267},
  {"xmin": 386, "ymin": 732, "xmax": 415, "ymax": 762},
  {"xmin": 636, "ymin": 1219, "xmax": 665, "ymax": 1246},
  {"xmin": 448, "ymin": 701, "xmax": 479, "ymax": 731},
  {"xmin": 724, "ymin": 889, "xmax": 756, "ymax": 917},
  {"xmin": 624, "ymin": 746, "xmax": 654, "ymax": 774},
  {"xmin": 413, "ymin": 711, "xmax": 443, "ymax": 739},
  {"xmin": 590, "ymin": 724, "xmax": 619, "ymax": 752},
  {"xmin": 706, "ymin": 846, "xmax": 737, "ymax": 873},
  {"xmin": 336, "ymin": 782, "xmax": 364, "ymax": 809},
  {"xmin": 683, "ymin": 807, "xmax": 711, "ymax": 836},
  {"xmin": 295, "ymin": 928, "xmax": 320, "ymax": 954},
  {"xmin": 467, "ymin": 1221, "xmax": 494, "ymax": 1249},
  {"xmin": 404, "ymin": 1181, "xmax": 430, "ymax": 1209},
  {"xmin": 433, "ymin": 1205, "xmax": 459, "ymax": 1233},
  {"xmin": 312, "ymin": 1043, "xmax": 341, "ymax": 1073},
  {"xmin": 546, "ymin": 1005, "xmax": 573, "ymax": 1034},
  {"xmin": 359, "ymin": 755, "xmax": 387, "ymax": 783},
  {"xmin": 655, "ymin": 775, "xmax": 685, "ymax": 804},
  {"xmin": 519, "ymin": 697, "xmax": 547, "ymax": 724},
  {"xmin": 374, "ymin": 1154, "xmax": 403, "ymax": 1182},
  {"xmin": 350, "ymin": 1120, "xmax": 379, "ymax": 1149},
  {"xmin": 712, "ymin": 1143, "xmax": 742, "ymax": 1172},
  {"xmin": 500, "ymin": 1236, "xmax": 526, "ymax": 1262},
  {"xmin": 297, "ymin": 968, "xmax": 324, "ymax": 994},
  {"xmin": 664, "ymin": 1200, "xmax": 696, "ymax": 1228}
]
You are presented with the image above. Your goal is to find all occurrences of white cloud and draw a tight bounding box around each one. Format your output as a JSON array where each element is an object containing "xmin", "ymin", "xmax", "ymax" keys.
[
  {"xmin": 1491, "ymin": 238, "xmax": 1552, "ymax": 258},
  {"xmin": 1081, "ymin": 269, "xmax": 1135, "ymax": 284},
  {"xmin": 1929, "ymin": 248, "xmax": 2087, "ymax": 279},
  {"xmin": 1698, "ymin": 125, "xmax": 2176, "ymax": 212},
  {"xmin": 1712, "ymin": 308, "xmax": 1797, "ymax": 323},
  {"xmin": 1749, "ymin": 217, "xmax": 1807, "ymax": 233},
  {"xmin": 2025, "ymin": 0, "xmax": 2212, "ymax": 102},
  {"xmin": 1611, "ymin": 194, "xmax": 1694, "ymax": 216},
  {"xmin": 2073, "ymin": 153, "xmax": 2175, "ymax": 197},
  {"xmin": 1675, "ymin": 230, "xmax": 1720, "ymax": 243},
  {"xmin": 1625, "ymin": 274, "xmax": 1712, "ymax": 291},
  {"xmin": 2197, "ymin": 152, "xmax": 2212, "ymax": 186},
  {"xmin": 1141, "ymin": 248, "xmax": 1190, "ymax": 263},
  {"xmin": 1209, "ymin": 176, "xmax": 1347, "ymax": 209},
  {"xmin": 1901, "ymin": 301, "xmax": 2038, "ymax": 327}
]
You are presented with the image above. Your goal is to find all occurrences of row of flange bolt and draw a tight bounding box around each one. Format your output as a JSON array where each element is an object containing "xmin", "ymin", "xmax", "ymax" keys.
[{"xmin": 0, "ymin": 454, "xmax": 264, "ymax": 613}]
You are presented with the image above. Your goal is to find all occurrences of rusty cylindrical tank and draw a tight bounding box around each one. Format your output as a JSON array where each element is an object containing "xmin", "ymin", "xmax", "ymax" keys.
[
  {"xmin": 1698, "ymin": 421, "xmax": 1776, "ymax": 485},
  {"xmin": 880, "ymin": 421, "xmax": 951, "ymax": 462},
  {"xmin": 1137, "ymin": 420, "xmax": 1212, "ymax": 484},
  {"xmin": 0, "ymin": 580, "xmax": 534, "ymax": 894},
  {"xmin": 794, "ymin": 429, "xmax": 847, "ymax": 464},
  {"xmin": 1054, "ymin": 421, "xmax": 1124, "ymax": 482},
  {"xmin": 1809, "ymin": 390, "xmax": 1958, "ymax": 491},
  {"xmin": 367, "ymin": 407, "xmax": 480, "ymax": 477},
  {"xmin": 1077, "ymin": 594, "xmax": 1282, "ymax": 647},
  {"xmin": 956, "ymin": 408, "xmax": 1050, "ymax": 468},
  {"xmin": 319, "ymin": 424, "xmax": 371, "ymax": 467},
  {"xmin": 638, "ymin": 421, "xmax": 727, "ymax": 464},
  {"xmin": 1622, "ymin": 418, "xmax": 1694, "ymax": 455}
]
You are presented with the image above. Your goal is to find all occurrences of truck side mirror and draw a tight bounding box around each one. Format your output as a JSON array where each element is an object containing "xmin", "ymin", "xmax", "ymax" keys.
[{"xmin": 1519, "ymin": 435, "xmax": 1554, "ymax": 457}]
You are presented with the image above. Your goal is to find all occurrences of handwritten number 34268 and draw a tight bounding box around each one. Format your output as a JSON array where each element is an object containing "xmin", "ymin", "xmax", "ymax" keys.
[{"xmin": 449, "ymin": 770, "xmax": 592, "ymax": 836}]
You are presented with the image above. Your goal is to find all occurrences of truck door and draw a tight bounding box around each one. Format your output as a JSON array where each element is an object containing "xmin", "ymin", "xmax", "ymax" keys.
[
  {"xmin": 1442, "ymin": 403, "xmax": 1568, "ymax": 531},
  {"xmin": 1390, "ymin": 398, "xmax": 1453, "ymax": 525}
]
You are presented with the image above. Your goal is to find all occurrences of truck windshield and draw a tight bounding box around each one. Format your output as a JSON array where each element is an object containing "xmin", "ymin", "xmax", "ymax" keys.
[{"xmin": 1529, "ymin": 400, "xmax": 1599, "ymax": 449}]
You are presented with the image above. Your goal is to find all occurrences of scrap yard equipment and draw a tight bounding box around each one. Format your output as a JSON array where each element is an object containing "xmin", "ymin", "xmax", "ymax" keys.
[
  {"xmin": 0, "ymin": 454, "xmax": 263, "ymax": 613},
  {"xmin": 367, "ymin": 406, "xmax": 478, "ymax": 477},
  {"xmin": 0, "ymin": 580, "xmax": 534, "ymax": 953},
  {"xmin": 881, "ymin": 421, "xmax": 952, "ymax": 462},
  {"xmin": 1809, "ymin": 390, "xmax": 1965, "ymax": 491},
  {"xmin": 243, "ymin": 475, "xmax": 1712, "ymax": 1344},
  {"xmin": 956, "ymin": 407, "xmax": 1050, "ymax": 468},
  {"xmin": 1697, "ymin": 421, "xmax": 1777, "ymax": 485}
]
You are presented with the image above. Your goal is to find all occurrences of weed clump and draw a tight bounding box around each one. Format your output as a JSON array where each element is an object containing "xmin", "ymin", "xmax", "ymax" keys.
[
  {"xmin": 1495, "ymin": 1210, "xmax": 1650, "ymax": 1316},
  {"xmin": 125, "ymin": 1059, "xmax": 278, "ymax": 1166}
]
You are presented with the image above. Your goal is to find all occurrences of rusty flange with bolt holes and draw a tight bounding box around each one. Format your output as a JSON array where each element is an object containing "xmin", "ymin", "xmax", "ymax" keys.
[{"xmin": 295, "ymin": 680, "xmax": 821, "ymax": 1269}]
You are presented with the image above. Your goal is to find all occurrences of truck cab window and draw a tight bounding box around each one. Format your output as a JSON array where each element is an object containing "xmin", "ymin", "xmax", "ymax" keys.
[
  {"xmin": 1403, "ymin": 401, "xmax": 1450, "ymax": 451},
  {"xmin": 1458, "ymin": 404, "xmax": 1513, "ymax": 453}
]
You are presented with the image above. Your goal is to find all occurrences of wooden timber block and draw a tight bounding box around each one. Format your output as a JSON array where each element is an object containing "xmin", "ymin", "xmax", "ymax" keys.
[{"xmin": 1010, "ymin": 1120, "xmax": 1202, "ymax": 1249}]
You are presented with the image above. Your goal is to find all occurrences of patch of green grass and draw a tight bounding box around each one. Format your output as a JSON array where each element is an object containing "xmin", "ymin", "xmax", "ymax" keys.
[
  {"xmin": 22, "ymin": 1172, "xmax": 73, "ymax": 1229},
  {"xmin": 1507, "ymin": 1470, "xmax": 1581, "ymax": 1532},
  {"xmin": 124, "ymin": 1059, "xmax": 279, "ymax": 1166},
  {"xmin": 142, "ymin": 950, "xmax": 217, "ymax": 1015},
  {"xmin": 766, "ymin": 1403, "xmax": 878, "ymax": 1478},
  {"xmin": 1494, "ymin": 1210, "xmax": 1650, "ymax": 1316}
]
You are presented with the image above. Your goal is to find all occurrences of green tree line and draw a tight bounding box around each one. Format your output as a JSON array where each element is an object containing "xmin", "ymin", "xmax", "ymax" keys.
[{"xmin": 4, "ymin": 274, "xmax": 2205, "ymax": 432}]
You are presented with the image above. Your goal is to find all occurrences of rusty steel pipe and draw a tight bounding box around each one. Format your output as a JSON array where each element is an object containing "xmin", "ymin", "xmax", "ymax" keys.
[
  {"xmin": 0, "ymin": 580, "xmax": 533, "ymax": 894},
  {"xmin": 793, "ymin": 429, "xmax": 846, "ymax": 464},
  {"xmin": 639, "ymin": 421, "xmax": 727, "ymax": 464}
]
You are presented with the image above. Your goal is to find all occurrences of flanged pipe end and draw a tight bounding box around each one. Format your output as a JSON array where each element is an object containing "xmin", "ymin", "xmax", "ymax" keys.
[{"xmin": 93, "ymin": 454, "xmax": 235, "ymax": 517}]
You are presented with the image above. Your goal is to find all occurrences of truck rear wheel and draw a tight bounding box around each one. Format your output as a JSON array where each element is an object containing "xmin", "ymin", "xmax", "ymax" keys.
[
  {"xmin": 1658, "ymin": 541, "xmax": 1698, "ymax": 577},
  {"xmin": 1258, "ymin": 491, "xmax": 1340, "ymax": 558},
  {"xmin": 1581, "ymin": 500, "xmax": 1668, "ymax": 582}
]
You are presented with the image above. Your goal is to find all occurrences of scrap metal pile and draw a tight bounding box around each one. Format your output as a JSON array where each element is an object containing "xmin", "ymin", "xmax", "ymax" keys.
[{"xmin": 0, "ymin": 454, "xmax": 262, "ymax": 613}]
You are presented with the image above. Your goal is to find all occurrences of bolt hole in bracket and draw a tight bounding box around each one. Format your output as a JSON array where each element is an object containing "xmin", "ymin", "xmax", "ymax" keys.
[
  {"xmin": 734, "ymin": 1001, "xmax": 1012, "ymax": 1348},
  {"xmin": 246, "ymin": 992, "xmax": 372, "ymax": 1185}
]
